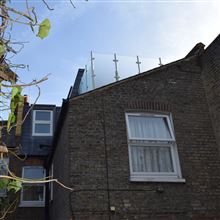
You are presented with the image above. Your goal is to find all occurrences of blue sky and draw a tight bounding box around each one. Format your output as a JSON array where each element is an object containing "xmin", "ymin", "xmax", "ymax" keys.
[{"xmin": 9, "ymin": 0, "xmax": 220, "ymax": 105}]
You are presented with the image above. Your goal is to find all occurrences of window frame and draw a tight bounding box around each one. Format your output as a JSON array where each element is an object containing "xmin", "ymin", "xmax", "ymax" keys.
[
  {"xmin": 32, "ymin": 110, "xmax": 53, "ymax": 136},
  {"xmin": 20, "ymin": 166, "xmax": 45, "ymax": 207},
  {"xmin": 125, "ymin": 112, "xmax": 185, "ymax": 182},
  {"xmin": 126, "ymin": 113, "xmax": 175, "ymax": 141},
  {"xmin": 49, "ymin": 164, "xmax": 53, "ymax": 202}
]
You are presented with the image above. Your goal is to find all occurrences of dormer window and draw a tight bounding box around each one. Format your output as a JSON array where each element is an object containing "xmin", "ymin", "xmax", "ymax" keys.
[{"xmin": 32, "ymin": 110, "xmax": 53, "ymax": 136}]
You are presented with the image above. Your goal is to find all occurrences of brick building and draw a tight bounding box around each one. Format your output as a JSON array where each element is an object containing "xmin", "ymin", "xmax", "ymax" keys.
[
  {"xmin": 2, "ymin": 103, "xmax": 60, "ymax": 220},
  {"xmin": 47, "ymin": 35, "xmax": 220, "ymax": 220}
]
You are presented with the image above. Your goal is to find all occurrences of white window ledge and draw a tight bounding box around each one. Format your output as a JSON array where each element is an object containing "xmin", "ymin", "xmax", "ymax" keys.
[
  {"xmin": 19, "ymin": 202, "xmax": 45, "ymax": 207},
  {"xmin": 130, "ymin": 176, "xmax": 186, "ymax": 183}
]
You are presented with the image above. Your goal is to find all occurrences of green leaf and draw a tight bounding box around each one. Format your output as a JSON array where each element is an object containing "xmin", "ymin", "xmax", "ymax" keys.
[
  {"xmin": 10, "ymin": 100, "xmax": 16, "ymax": 112},
  {"xmin": 0, "ymin": 178, "xmax": 9, "ymax": 189},
  {"xmin": 7, "ymin": 86, "xmax": 23, "ymax": 131},
  {"xmin": 7, "ymin": 180, "xmax": 22, "ymax": 193},
  {"xmin": 7, "ymin": 113, "xmax": 16, "ymax": 131},
  {"xmin": 19, "ymin": 95, "xmax": 24, "ymax": 102},
  {"xmin": 11, "ymin": 87, "xmax": 22, "ymax": 99},
  {"xmin": 0, "ymin": 43, "xmax": 5, "ymax": 57},
  {"xmin": 10, "ymin": 86, "xmax": 22, "ymax": 112},
  {"xmin": 37, "ymin": 19, "xmax": 51, "ymax": 39}
]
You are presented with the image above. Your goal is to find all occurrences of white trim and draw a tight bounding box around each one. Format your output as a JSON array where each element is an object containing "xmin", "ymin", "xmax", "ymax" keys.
[
  {"xmin": 125, "ymin": 112, "xmax": 184, "ymax": 183},
  {"xmin": 32, "ymin": 110, "xmax": 53, "ymax": 136},
  {"xmin": 19, "ymin": 201, "xmax": 45, "ymax": 207},
  {"xmin": 130, "ymin": 176, "xmax": 185, "ymax": 182},
  {"xmin": 49, "ymin": 164, "xmax": 54, "ymax": 202},
  {"xmin": 20, "ymin": 166, "xmax": 45, "ymax": 207}
]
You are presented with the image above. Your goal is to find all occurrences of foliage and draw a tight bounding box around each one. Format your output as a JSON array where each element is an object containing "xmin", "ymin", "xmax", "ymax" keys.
[
  {"xmin": 7, "ymin": 87, "xmax": 23, "ymax": 131},
  {"xmin": 7, "ymin": 180, "xmax": 22, "ymax": 193},
  {"xmin": 37, "ymin": 19, "xmax": 51, "ymax": 39},
  {"xmin": 0, "ymin": 0, "xmax": 51, "ymax": 217},
  {"xmin": 0, "ymin": 178, "xmax": 21, "ymax": 193},
  {"xmin": 0, "ymin": 178, "xmax": 8, "ymax": 189},
  {"xmin": 0, "ymin": 0, "xmax": 78, "ymax": 218}
]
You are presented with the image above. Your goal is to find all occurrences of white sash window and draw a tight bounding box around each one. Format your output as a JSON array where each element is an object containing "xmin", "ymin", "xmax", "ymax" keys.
[
  {"xmin": 126, "ymin": 113, "xmax": 185, "ymax": 182},
  {"xmin": 32, "ymin": 110, "xmax": 53, "ymax": 136},
  {"xmin": 20, "ymin": 166, "xmax": 45, "ymax": 207}
]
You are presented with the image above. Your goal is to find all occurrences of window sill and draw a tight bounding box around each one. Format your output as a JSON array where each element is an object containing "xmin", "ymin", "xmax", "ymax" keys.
[
  {"xmin": 32, "ymin": 133, "xmax": 53, "ymax": 137},
  {"xmin": 130, "ymin": 176, "xmax": 186, "ymax": 183},
  {"xmin": 19, "ymin": 202, "xmax": 45, "ymax": 207}
]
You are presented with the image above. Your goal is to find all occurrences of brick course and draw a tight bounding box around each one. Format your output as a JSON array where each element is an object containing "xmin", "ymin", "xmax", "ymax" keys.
[{"xmin": 50, "ymin": 48, "xmax": 220, "ymax": 219}]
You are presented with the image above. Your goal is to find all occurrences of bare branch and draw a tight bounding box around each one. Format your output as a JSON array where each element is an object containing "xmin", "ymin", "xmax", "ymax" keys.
[
  {"xmin": 42, "ymin": 0, "xmax": 54, "ymax": 11},
  {"xmin": 0, "ymin": 174, "xmax": 73, "ymax": 191},
  {"xmin": 0, "ymin": 196, "xmax": 19, "ymax": 220},
  {"xmin": 70, "ymin": 0, "xmax": 76, "ymax": 8},
  {"xmin": 0, "ymin": 5, "xmax": 35, "ymax": 23},
  {"xmin": 1, "ymin": 74, "xmax": 50, "ymax": 88}
]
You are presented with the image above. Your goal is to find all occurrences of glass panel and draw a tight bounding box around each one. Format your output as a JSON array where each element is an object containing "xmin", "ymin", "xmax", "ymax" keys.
[
  {"xmin": 79, "ymin": 53, "xmax": 172, "ymax": 95},
  {"xmin": 0, "ymin": 165, "xmax": 7, "ymax": 175},
  {"xmin": 35, "ymin": 124, "xmax": 51, "ymax": 134},
  {"xmin": 128, "ymin": 115, "xmax": 172, "ymax": 139},
  {"xmin": 35, "ymin": 111, "xmax": 51, "ymax": 121},
  {"xmin": 22, "ymin": 185, "xmax": 44, "ymax": 201},
  {"xmin": 131, "ymin": 146, "xmax": 174, "ymax": 173},
  {"xmin": 0, "ymin": 189, "xmax": 6, "ymax": 195},
  {"xmin": 23, "ymin": 167, "xmax": 44, "ymax": 179}
]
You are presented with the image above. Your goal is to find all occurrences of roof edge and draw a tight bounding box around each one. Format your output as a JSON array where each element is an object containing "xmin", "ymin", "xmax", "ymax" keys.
[
  {"xmin": 185, "ymin": 42, "xmax": 205, "ymax": 58},
  {"xmin": 69, "ymin": 55, "xmax": 199, "ymax": 103}
]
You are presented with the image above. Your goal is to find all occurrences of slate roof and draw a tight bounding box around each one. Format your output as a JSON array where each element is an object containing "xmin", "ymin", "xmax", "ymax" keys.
[{"xmin": 3, "ymin": 104, "xmax": 61, "ymax": 156}]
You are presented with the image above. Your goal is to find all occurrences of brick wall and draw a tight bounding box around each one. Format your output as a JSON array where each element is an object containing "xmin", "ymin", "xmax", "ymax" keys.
[
  {"xmin": 60, "ymin": 55, "xmax": 220, "ymax": 220},
  {"xmin": 49, "ymin": 112, "xmax": 71, "ymax": 220},
  {"xmin": 201, "ymin": 35, "xmax": 220, "ymax": 156}
]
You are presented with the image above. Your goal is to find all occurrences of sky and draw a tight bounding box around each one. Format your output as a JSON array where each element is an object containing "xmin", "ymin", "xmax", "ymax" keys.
[{"xmin": 7, "ymin": 0, "xmax": 220, "ymax": 106}]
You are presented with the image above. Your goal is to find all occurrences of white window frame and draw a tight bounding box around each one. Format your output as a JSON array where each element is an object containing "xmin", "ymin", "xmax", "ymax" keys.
[
  {"xmin": 0, "ymin": 157, "xmax": 9, "ymax": 197},
  {"xmin": 49, "ymin": 164, "xmax": 53, "ymax": 202},
  {"xmin": 32, "ymin": 110, "xmax": 53, "ymax": 136},
  {"xmin": 125, "ymin": 113, "xmax": 185, "ymax": 182},
  {"xmin": 20, "ymin": 166, "xmax": 45, "ymax": 207}
]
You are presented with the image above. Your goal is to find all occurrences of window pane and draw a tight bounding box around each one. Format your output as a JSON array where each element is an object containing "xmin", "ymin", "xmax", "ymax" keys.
[
  {"xmin": 35, "ymin": 111, "xmax": 51, "ymax": 121},
  {"xmin": 0, "ymin": 189, "xmax": 6, "ymax": 196},
  {"xmin": 23, "ymin": 167, "xmax": 44, "ymax": 179},
  {"xmin": 22, "ymin": 185, "xmax": 44, "ymax": 201},
  {"xmin": 128, "ymin": 115, "xmax": 172, "ymax": 139},
  {"xmin": 0, "ymin": 164, "xmax": 7, "ymax": 175},
  {"xmin": 131, "ymin": 146, "xmax": 174, "ymax": 173},
  {"xmin": 35, "ymin": 124, "xmax": 51, "ymax": 134}
]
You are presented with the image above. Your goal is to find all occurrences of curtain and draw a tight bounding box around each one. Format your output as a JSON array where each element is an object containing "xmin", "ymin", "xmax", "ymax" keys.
[
  {"xmin": 131, "ymin": 146, "xmax": 173, "ymax": 173},
  {"xmin": 128, "ymin": 115, "xmax": 171, "ymax": 139}
]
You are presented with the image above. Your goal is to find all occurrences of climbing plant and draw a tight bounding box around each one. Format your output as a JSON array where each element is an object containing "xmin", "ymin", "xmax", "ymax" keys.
[{"xmin": 0, "ymin": 0, "xmax": 75, "ymax": 218}]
